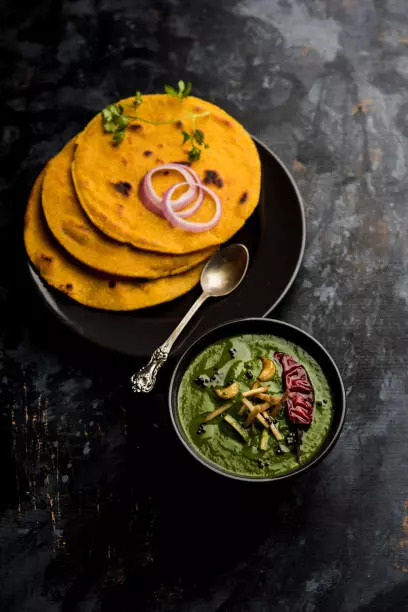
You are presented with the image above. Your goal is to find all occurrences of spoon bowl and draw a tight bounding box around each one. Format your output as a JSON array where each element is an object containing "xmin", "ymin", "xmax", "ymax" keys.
[{"xmin": 201, "ymin": 243, "xmax": 249, "ymax": 297}]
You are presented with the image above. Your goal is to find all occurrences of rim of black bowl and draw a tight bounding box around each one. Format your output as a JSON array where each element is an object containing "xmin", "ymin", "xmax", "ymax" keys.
[{"xmin": 169, "ymin": 318, "xmax": 346, "ymax": 483}]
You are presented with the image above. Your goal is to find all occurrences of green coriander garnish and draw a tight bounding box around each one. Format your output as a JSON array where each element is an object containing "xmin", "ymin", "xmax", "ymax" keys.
[
  {"xmin": 101, "ymin": 103, "xmax": 129, "ymax": 145},
  {"xmin": 101, "ymin": 82, "xmax": 211, "ymax": 161},
  {"xmin": 133, "ymin": 91, "xmax": 142, "ymax": 108},
  {"xmin": 101, "ymin": 92, "xmax": 142, "ymax": 146},
  {"xmin": 182, "ymin": 128, "xmax": 210, "ymax": 163},
  {"xmin": 164, "ymin": 80, "xmax": 192, "ymax": 102},
  {"xmin": 193, "ymin": 129, "xmax": 205, "ymax": 145}
]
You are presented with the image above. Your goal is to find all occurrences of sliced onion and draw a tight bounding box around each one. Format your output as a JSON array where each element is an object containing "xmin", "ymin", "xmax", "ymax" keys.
[
  {"xmin": 139, "ymin": 164, "xmax": 221, "ymax": 231},
  {"xmin": 176, "ymin": 179, "xmax": 204, "ymax": 218},
  {"xmin": 170, "ymin": 166, "xmax": 201, "ymax": 211},
  {"xmin": 139, "ymin": 176, "xmax": 165, "ymax": 217},
  {"xmin": 163, "ymin": 181, "xmax": 222, "ymax": 233},
  {"xmin": 142, "ymin": 163, "xmax": 199, "ymax": 215},
  {"xmin": 169, "ymin": 166, "xmax": 204, "ymax": 217}
]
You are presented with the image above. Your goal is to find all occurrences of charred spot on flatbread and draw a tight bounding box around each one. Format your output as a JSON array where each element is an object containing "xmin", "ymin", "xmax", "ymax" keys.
[{"xmin": 112, "ymin": 181, "xmax": 132, "ymax": 196}]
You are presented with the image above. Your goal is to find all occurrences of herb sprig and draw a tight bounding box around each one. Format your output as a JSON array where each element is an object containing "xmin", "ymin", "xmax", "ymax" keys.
[
  {"xmin": 101, "ymin": 83, "xmax": 210, "ymax": 162},
  {"xmin": 101, "ymin": 91, "xmax": 143, "ymax": 145},
  {"xmin": 164, "ymin": 80, "xmax": 192, "ymax": 101},
  {"xmin": 133, "ymin": 90, "xmax": 143, "ymax": 108},
  {"xmin": 182, "ymin": 128, "xmax": 210, "ymax": 162},
  {"xmin": 101, "ymin": 104, "xmax": 128, "ymax": 145}
]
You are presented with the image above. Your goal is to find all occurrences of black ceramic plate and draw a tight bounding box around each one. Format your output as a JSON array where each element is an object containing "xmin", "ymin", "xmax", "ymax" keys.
[
  {"xmin": 169, "ymin": 318, "xmax": 346, "ymax": 482},
  {"xmin": 28, "ymin": 137, "xmax": 305, "ymax": 357}
]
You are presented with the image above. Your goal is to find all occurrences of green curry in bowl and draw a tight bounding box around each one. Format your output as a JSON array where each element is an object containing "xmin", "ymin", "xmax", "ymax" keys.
[{"xmin": 177, "ymin": 334, "xmax": 333, "ymax": 479}]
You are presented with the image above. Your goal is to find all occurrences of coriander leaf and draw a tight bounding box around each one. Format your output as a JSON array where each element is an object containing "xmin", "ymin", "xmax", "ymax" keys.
[
  {"xmin": 103, "ymin": 121, "xmax": 116, "ymax": 133},
  {"xmin": 182, "ymin": 130, "xmax": 191, "ymax": 144},
  {"xmin": 193, "ymin": 129, "xmax": 204, "ymax": 145},
  {"xmin": 110, "ymin": 104, "xmax": 121, "ymax": 118},
  {"xmin": 204, "ymin": 143, "xmax": 209, "ymax": 149},
  {"xmin": 165, "ymin": 80, "xmax": 193, "ymax": 101},
  {"xmin": 116, "ymin": 115, "xmax": 129, "ymax": 129},
  {"xmin": 164, "ymin": 84, "xmax": 177, "ymax": 96},
  {"xmin": 188, "ymin": 145, "xmax": 201, "ymax": 162},
  {"xmin": 133, "ymin": 91, "xmax": 142, "ymax": 107},
  {"xmin": 102, "ymin": 108, "xmax": 112, "ymax": 122},
  {"xmin": 112, "ymin": 130, "xmax": 125, "ymax": 145}
]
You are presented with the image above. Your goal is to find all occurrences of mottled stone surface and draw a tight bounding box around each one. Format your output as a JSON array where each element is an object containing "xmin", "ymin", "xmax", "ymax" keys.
[{"xmin": 1, "ymin": 0, "xmax": 407, "ymax": 610}]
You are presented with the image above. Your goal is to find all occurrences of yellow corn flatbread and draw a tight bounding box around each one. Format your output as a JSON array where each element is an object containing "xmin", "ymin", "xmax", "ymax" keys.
[
  {"xmin": 73, "ymin": 94, "xmax": 261, "ymax": 254},
  {"xmin": 42, "ymin": 138, "xmax": 214, "ymax": 278},
  {"xmin": 24, "ymin": 171, "xmax": 203, "ymax": 311}
]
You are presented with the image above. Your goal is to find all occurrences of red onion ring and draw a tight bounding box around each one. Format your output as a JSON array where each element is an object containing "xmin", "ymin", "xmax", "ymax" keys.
[
  {"xmin": 143, "ymin": 163, "xmax": 198, "ymax": 213},
  {"xmin": 170, "ymin": 166, "xmax": 201, "ymax": 211},
  {"xmin": 163, "ymin": 181, "xmax": 222, "ymax": 232},
  {"xmin": 176, "ymin": 181, "xmax": 204, "ymax": 219},
  {"xmin": 139, "ymin": 176, "xmax": 165, "ymax": 217},
  {"xmin": 169, "ymin": 166, "xmax": 204, "ymax": 218}
]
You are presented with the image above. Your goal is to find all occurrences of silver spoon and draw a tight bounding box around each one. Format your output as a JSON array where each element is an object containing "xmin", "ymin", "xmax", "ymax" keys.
[{"xmin": 131, "ymin": 243, "xmax": 249, "ymax": 393}]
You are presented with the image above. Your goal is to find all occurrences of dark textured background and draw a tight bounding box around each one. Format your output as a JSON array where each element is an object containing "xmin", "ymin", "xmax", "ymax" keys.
[{"xmin": 1, "ymin": 0, "xmax": 407, "ymax": 610}]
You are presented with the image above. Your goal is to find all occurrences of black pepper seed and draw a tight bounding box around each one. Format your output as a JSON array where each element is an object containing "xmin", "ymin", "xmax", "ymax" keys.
[
  {"xmin": 323, "ymin": 399, "xmax": 328, "ymax": 404},
  {"xmin": 257, "ymin": 460, "xmax": 264, "ymax": 468},
  {"xmin": 245, "ymin": 370, "xmax": 253, "ymax": 380},
  {"xmin": 229, "ymin": 347, "xmax": 237, "ymax": 358},
  {"xmin": 316, "ymin": 400, "xmax": 322, "ymax": 407},
  {"xmin": 239, "ymin": 191, "xmax": 248, "ymax": 204},
  {"xmin": 210, "ymin": 375, "xmax": 218, "ymax": 382},
  {"xmin": 215, "ymin": 177, "xmax": 223, "ymax": 188},
  {"xmin": 108, "ymin": 281, "xmax": 116, "ymax": 288},
  {"xmin": 143, "ymin": 150, "xmax": 153, "ymax": 157},
  {"xmin": 275, "ymin": 448, "xmax": 283, "ymax": 456}
]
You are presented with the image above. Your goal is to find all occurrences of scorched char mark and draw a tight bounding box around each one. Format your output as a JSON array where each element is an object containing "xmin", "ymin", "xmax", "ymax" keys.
[{"xmin": 274, "ymin": 352, "xmax": 314, "ymax": 425}]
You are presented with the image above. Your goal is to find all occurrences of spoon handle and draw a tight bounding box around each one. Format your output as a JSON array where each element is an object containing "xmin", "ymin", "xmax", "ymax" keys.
[{"xmin": 130, "ymin": 292, "xmax": 208, "ymax": 393}]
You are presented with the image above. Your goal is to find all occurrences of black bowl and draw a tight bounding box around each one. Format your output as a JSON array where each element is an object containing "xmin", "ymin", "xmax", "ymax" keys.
[{"xmin": 169, "ymin": 318, "xmax": 346, "ymax": 482}]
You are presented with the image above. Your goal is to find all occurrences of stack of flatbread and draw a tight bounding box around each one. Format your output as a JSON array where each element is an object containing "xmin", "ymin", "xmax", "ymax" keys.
[{"xmin": 24, "ymin": 94, "xmax": 260, "ymax": 310}]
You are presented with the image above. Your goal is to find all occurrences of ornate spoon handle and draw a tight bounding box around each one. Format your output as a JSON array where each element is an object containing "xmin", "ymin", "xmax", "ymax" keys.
[{"xmin": 130, "ymin": 292, "xmax": 208, "ymax": 393}]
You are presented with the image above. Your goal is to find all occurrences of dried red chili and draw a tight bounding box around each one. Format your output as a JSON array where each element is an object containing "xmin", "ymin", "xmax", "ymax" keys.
[{"xmin": 274, "ymin": 353, "xmax": 314, "ymax": 425}]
